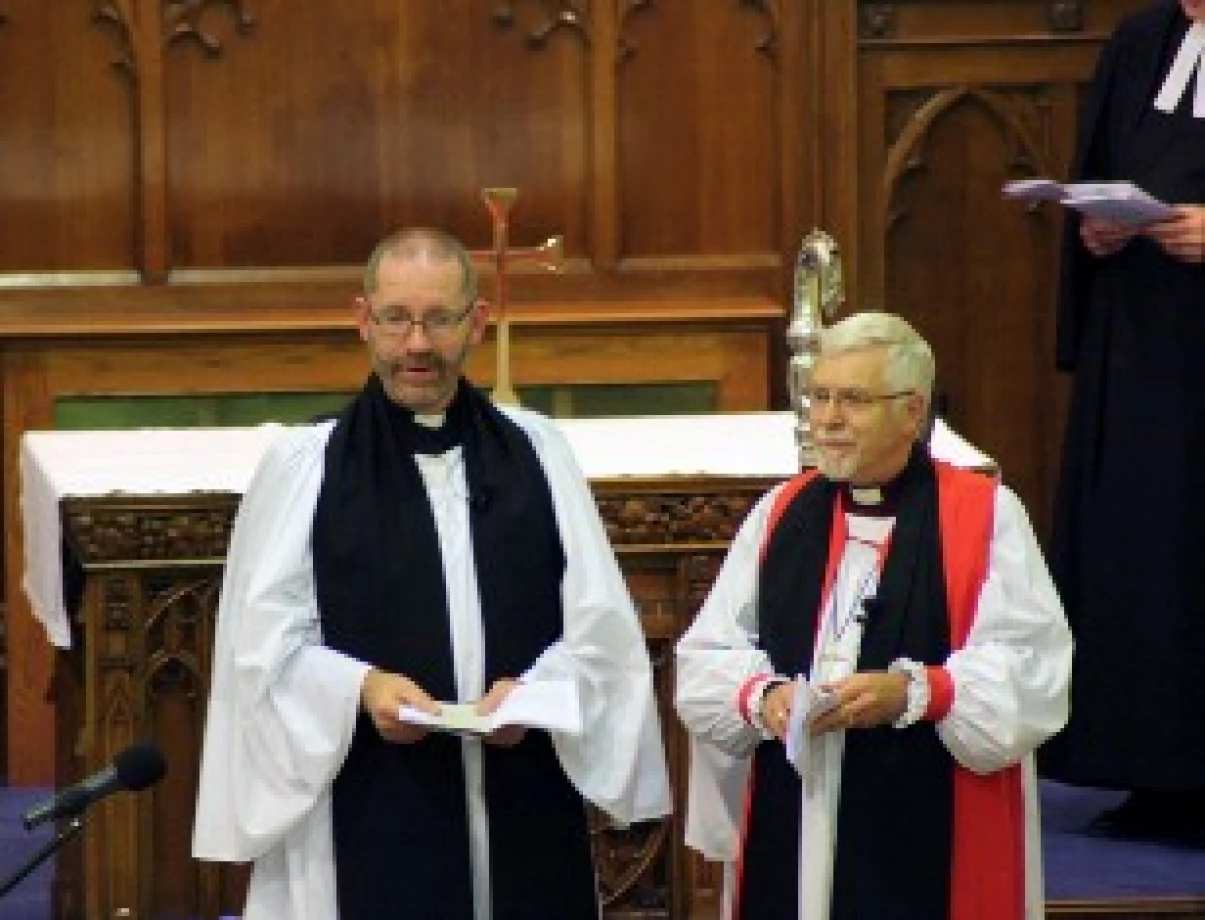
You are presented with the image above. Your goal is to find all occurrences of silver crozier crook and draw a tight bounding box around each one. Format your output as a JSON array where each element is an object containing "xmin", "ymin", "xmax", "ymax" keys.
[{"xmin": 787, "ymin": 230, "xmax": 845, "ymax": 469}]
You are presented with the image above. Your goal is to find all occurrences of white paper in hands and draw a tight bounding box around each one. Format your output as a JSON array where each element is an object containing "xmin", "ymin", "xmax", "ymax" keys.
[
  {"xmin": 398, "ymin": 679, "xmax": 583, "ymax": 737},
  {"xmin": 1003, "ymin": 179, "xmax": 1176, "ymax": 228},
  {"xmin": 783, "ymin": 676, "xmax": 838, "ymax": 782}
]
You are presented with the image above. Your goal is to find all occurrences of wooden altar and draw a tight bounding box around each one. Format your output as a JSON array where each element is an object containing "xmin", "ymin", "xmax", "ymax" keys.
[{"xmin": 25, "ymin": 418, "xmax": 797, "ymax": 920}]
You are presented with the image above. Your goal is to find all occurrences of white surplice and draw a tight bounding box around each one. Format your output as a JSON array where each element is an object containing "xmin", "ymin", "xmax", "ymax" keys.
[
  {"xmin": 192, "ymin": 407, "xmax": 671, "ymax": 920},
  {"xmin": 675, "ymin": 479, "xmax": 1072, "ymax": 920}
]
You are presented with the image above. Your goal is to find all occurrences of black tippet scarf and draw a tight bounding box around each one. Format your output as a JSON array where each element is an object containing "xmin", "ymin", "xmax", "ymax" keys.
[
  {"xmin": 738, "ymin": 447, "xmax": 955, "ymax": 920},
  {"xmin": 313, "ymin": 375, "xmax": 597, "ymax": 919}
]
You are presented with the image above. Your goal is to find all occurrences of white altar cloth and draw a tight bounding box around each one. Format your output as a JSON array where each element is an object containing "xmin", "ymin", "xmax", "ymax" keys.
[{"xmin": 19, "ymin": 412, "xmax": 989, "ymax": 649}]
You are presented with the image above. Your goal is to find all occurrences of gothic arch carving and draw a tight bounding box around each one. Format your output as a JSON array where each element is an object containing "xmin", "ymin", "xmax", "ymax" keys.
[
  {"xmin": 737, "ymin": 0, "xmax": 779, "ymax": 57},
  {"xmin": 95, "ymin": 0, "xmax": 254, "ymax": 76},
  {"xmin": 165, "ymin": 0, "xmax": 255, "ymax": 56},
  {"xmin": 492, "ymin": 1, "xmax": 590, "ymax": 48},
  {"xmin": 617, "ymin": 0, "xmax": 653, "ymax": 63},
  {"xmin": 882, "ymin": 85, "xmax": 1055, "ymax": 232}
]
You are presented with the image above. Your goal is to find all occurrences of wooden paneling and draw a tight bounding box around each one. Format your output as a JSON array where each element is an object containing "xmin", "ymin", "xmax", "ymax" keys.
[
  {"xmin": 616, "ymin": 1, "xmax": 778, "ymax": 258},
  {"xmin": 0, "ymin": 0, "xmax": 807, "ymax": 287},
  {"xmin": 0, "ymin": 2, "xmax": 135, "ymax": 272},
  {"xmin": 165, "ymin": 2, "xmax": 588, "ymax": 268},
  {"xmin": 0, "ymin": 0, "xmax": 1159, "ymax": 806},
  {"xmin": 2, "ymin": 0, "xmax": 805, "ymax": 788},
  {"xmin": 835, "ymin": 0, "xmax": 1151, "ymax": 541}
]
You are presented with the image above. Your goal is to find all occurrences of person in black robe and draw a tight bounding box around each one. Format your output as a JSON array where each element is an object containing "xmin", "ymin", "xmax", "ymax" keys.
[{"xmin": 1041, "ymin": 0, "xmax": 1205, "ymax": 843}]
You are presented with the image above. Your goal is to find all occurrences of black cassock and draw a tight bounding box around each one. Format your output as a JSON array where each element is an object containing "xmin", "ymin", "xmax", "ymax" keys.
[{"xmin": 1042, "ymin": 0, "xmax": 1205, "ymax": 791}]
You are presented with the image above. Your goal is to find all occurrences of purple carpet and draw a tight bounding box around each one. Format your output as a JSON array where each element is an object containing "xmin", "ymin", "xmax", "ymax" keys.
[
  {"xmin": 0, "ymin": 781, "xmax": 1202, "ymax": 917},
  {"xmin": 1041, "ymin": 779, "xmax": 1205, "ymax": 901},
  {"xmin": 0, "ymin": 786, "xmax": 55, "ymax": 919}
]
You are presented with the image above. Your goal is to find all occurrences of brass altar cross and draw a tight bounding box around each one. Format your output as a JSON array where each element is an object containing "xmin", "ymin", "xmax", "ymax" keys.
[{"xmin": 472, "ymin": 188, "xmax": 563, "ymax": 406}]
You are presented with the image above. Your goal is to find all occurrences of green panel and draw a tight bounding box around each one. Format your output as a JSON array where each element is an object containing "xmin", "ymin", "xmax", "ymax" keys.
[
  {"xmin": 519, "ymin": 383, "xmax": 717, "ymax": 418},
  {"xmin": 54, "ymin": 383, "xmax": 717, "ymax": 431},
  {"xmin": 55, "ymin": 393, "xmax": 355, "ymax": 430}
]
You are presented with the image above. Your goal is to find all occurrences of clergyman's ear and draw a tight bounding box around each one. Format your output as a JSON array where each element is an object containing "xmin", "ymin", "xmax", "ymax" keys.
[
  {"xmin": 353, "ymin": 296, "xmax": 373, "ymax": 341},
  {"xmin": 467, "ymin": 298, "xmax": 490, "ymax": 346}
]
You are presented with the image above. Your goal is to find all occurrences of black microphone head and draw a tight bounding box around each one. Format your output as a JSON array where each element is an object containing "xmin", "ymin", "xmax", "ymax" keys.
[{"xmin": 114, "ymin": 743, "xmax": 167, "ymax": 792}]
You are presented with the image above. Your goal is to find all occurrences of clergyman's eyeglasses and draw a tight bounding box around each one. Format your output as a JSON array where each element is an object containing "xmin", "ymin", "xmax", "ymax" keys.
[{"xmin": 368, "ymin": 302, "xmax": 475, "ymax": 339}]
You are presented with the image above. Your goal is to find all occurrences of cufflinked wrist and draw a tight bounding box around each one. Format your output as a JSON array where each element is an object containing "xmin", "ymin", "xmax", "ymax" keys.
[
  {"xmin": 887, "ymin": 658, "xmax": 929, "ymax": 729},
  {"xmin": 751, "ymin": 677, "xmax": 790, "ymax": 729}
]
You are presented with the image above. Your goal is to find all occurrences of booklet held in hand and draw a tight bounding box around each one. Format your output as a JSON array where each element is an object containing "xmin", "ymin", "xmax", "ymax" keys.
[
  {"xmin": 399, "ymin": 679, "xmax": 583, "ymax": 737},
  {"xmin": 1003, "ymin": 179, "xmax": 1176, "ymax": 227}
]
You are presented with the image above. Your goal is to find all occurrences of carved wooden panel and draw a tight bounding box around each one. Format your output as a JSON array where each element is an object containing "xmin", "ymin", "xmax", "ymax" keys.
[
  {"xmin": 615, "ymin": 0, "xmax": 779, "ymax": 262},
  {"xmin": 54, "ymin": 563, "xmax": 238, "ymax": 920},
  {"xmin": 0, "ymin": 0, "xmax": 805, "ymax": 297},
  {"xmin": 875, "ymin": 79, "xmax": 1074, "ymax": 528},
  {"xmin": 0, "ymin": 1, "xmax": 135, "ymax": 272},
  {"xmin": 596, "ymin": 489, "xmax": 761, "ymax": 546}
]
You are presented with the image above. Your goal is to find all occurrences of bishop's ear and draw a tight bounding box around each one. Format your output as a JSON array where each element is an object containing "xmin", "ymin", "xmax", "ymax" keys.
[{"xmin": 906, "ymin": 391, "xmax": 929, "ymax": 436}]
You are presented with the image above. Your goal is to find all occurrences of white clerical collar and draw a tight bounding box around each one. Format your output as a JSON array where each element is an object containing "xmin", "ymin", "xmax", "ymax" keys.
[
  {"xmin": 850, "ymin": 486, "xmax": 883, "ymax": 506},
  {"xmin": 414, "ymin": 412, "xmax": 446, "ymax": 429},
  {"xmin": 1154, "ymin": 21, "xmax": 1205, "ymax": 118}
]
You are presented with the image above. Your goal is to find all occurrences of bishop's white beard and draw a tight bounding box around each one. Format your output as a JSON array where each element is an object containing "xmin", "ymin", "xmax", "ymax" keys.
[{"xmin": 815, "ymin": 447, "xmax": 861, "ymax": 482}]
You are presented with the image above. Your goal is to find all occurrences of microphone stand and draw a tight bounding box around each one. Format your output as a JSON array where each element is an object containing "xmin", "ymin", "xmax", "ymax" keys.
[{"xmin": 0, "ymin": 815, "xmax": 84, "ymax": 899}]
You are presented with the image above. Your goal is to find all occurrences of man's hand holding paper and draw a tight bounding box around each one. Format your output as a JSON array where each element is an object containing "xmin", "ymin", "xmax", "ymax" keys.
[
  {"xmin": 783, "ymin": 677, "xmax": 839, "ymax": 777},
  {"xmin": 362, "ymin": 669, "xmax": 438, "ymax": 744},
  {"xmin": 398, "ymin": 678, "xmax": 584, "ymax": 740},
  {"xmin": 809, "ymin": 670, "xmax": 912, "ymax": 738}
]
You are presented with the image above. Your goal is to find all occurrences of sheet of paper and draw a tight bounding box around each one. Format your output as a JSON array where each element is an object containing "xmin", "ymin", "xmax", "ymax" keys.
[
  {"xmin": 488, "ymin": 679, "xmax": 583, "ymax": 734},
  {"xmin": 1002, "ymin": 178, "xmax": 1068, "ymax": 202},
  {"xmin": 398, "ymin": 679, "xmax": 582, "ymax": 737},
  {"xmin": 783, "ymin": 677, "xmax": 838, "ymax": 776},
  {"xmin": 1063, "ymin": 194, "xmax": 1177, "ymax": 227},
  {"xmin": 1002, "ymin": 178, "xmax": 1176, "ymax": 227}
]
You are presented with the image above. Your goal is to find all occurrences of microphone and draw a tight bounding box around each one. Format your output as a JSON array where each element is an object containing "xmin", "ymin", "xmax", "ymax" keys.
[{"xmin": 22, "ymin": 743, "xmax": 166, "ymax": 830}]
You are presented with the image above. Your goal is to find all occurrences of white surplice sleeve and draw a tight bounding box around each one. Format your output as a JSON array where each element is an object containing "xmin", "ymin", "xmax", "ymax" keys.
[
  {"xmin": 504, "ymin": 408, "xmax": 672, "ymax": 826},
  {"xmin": 935, "ymin": 484, "xmax": 1073, "ymax": 774},
  {"xmin": 674, "ymin": 487, "xmax": 782, "ymax": 756},
  {"xmin": 673, "ymin": 488, "xmax": 784, "ymax": 862},
  {"xmin": 193, "ymin": 422, "xmax": 368, "ymax": 870}
]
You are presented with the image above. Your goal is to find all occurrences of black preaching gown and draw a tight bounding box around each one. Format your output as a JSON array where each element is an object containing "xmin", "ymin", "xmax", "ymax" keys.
[{"xmin": 1042, "ymin": 1, "xmax": 1205, "ymax": 791}]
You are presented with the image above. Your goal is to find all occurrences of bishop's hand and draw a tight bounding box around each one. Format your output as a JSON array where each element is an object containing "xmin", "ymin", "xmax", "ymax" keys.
[
  {"xmin": 809, "ymin": 670, "xmax": 909, "ymax": 736},
  {"xmin": 361, "ymin": 669, "xmax": 437, "ymax": 744},
  {"xmin": 759, "ymin": 681, "xmax": 796, "ymax": 741}
]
